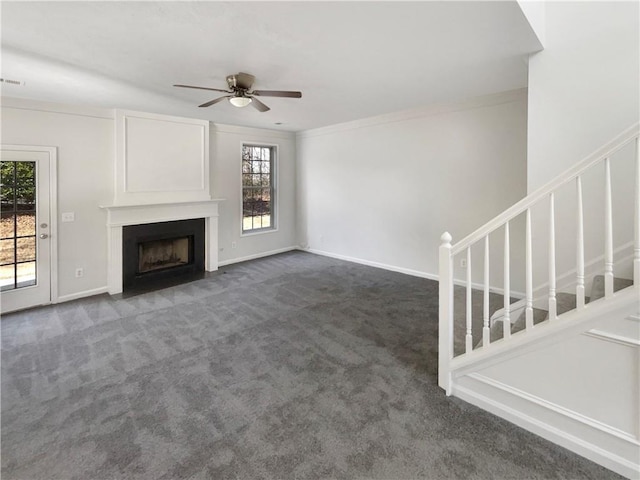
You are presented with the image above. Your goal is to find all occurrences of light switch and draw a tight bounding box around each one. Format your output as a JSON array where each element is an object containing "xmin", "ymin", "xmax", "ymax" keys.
[{"xmin": 61, "ymin": 212, "xmax": 75, "ymax": 222}]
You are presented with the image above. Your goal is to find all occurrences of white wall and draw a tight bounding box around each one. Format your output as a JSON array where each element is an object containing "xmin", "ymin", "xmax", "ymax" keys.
[
  {"xmin": 525, "ymin": 1, "xmax": 639, "ymax": 291},
  {"xmin": 297, "ymin": 90, "xmax": 528, "ymax": 290},
  {"xmin": 1, "ymin": 98, "xmax": 113, "ymax": 299},
  {"xmin": 527, "ymin": 1, "xmax": 639, "ymax": 192},
  {"xmin": 211, "ymin": 124, "xmax": 297, "ymax": 265},
  {"xmin": 517, "ymin": 0, "xmax": 546, "ymax": 46}
]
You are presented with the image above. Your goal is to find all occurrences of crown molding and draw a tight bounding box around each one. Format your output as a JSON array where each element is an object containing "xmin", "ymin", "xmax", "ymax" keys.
[
  {"xmin": 212, "ymin": 122, "xmax": 295, "ymax": 140},
  {"xmin": 297, "ymin": 88, "xmax": 528, "ymax": 139},
  {"xmin": 1, "ymin": 96, "xmax": 114, "ymax": 119}
]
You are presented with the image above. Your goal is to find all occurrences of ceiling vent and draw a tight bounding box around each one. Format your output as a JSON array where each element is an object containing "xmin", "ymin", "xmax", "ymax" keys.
[{"xmin": 0, "ymin": 78, "xmax": 25, "ymax": 86}]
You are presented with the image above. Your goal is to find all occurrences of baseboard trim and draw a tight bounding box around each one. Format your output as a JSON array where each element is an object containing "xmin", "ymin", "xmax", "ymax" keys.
[
  {"xmin": 218, "ymin": 246, "xmax": 298, "ymax": 267},
  {"xmin": 537, "ymin": 241, "xmax": 634, "ymax": 297},
  {"xmin": 463, "ymin": 280, "xmax": 525, "ymax": 299},
  {"xmin": 453, "ymin": 376, "xmax": 640, "ymax": 479},
  {"xmin": 55, "ymin": 287, "xmax": 109, "ymax": 304},
  {"xmin": 468, "ymin": 373, "xmax": 639, "ymax": 444},
  {"xmin": 305, "ymin": 247, "xmax": 438, "ymax": 280},
  {"xmin": 304, "ymin": 247, "xmax": 525, "ymax": 297}
]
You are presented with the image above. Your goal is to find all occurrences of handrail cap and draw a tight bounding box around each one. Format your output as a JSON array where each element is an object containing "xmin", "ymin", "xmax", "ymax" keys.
[{"xmin": 441, "ymin": 232, "xmax": 452, "ymax": 245}]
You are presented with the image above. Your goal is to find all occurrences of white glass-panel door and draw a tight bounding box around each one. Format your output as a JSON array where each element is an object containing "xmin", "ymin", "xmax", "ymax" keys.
[{"xmin": 1, "ymin": 148, "xmax": 52, "ymax": 313}]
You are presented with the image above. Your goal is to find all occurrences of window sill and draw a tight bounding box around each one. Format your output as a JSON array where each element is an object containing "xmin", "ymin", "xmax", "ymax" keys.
[{"xmin": 240, "ymin": 227, "xmax": 278, "ymax": 237}]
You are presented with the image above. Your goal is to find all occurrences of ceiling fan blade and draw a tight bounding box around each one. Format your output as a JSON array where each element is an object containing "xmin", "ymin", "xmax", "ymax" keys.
[
  {"xmin": 250, "ymin": 96, "xmax": 270, "ymax": 112},
  {"xmin": 252, "ymin": 90, "xmax": 302, "ymax": 98},
  {"xmin": 199, "ymin": 96, "xmax": 231, "ymax": 108},
  {"xmin": 174, "ymin": 84, "xmax": 231, "ymax": 93}
]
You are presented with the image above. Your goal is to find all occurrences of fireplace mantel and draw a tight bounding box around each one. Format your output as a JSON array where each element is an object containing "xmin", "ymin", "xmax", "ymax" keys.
[{"xmin": 100, "ymin": 200, "xmax": 224, "ymax": 294}]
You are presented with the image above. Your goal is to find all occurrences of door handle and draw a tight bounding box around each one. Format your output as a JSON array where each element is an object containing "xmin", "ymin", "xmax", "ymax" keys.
[{"xmin": 39, "ymin": 234, "xmax": 49, "ymax": 239}]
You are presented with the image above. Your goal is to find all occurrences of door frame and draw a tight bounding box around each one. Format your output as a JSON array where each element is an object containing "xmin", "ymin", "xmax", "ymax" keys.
[{"xmin": 1, "ymin": 144, "xmax": 58, "ymax": 308}]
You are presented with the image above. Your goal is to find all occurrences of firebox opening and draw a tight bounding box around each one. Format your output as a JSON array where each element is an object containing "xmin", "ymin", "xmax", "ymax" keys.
[
  {"xmin": 138, "ymin": 237, "xmax": 191, "ymax": 274},
  {"xmin": 122, "ymin": 218, "xmax": 205, "ymax": 293}
]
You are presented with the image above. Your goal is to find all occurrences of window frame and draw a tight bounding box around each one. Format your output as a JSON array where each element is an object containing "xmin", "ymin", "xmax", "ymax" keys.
[{"xmin": 240, "ymin": 143, "xmax": 278, "ymax": 236}]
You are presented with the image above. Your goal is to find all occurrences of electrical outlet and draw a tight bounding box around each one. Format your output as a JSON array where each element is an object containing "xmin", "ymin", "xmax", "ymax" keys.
[
  {"xmin": 61, "ymin": 212, "xmax": 75, "ymax": 222},
  {"xmin": 75, "ymin": 268, "xmax": 84, "ymax": 278},
  {"xmin": 231, "ymin": 241, "xmax": 237, "ymax": 249},
  {"xmin": 460, "ymin": 258, "xmax": 467, "ymax": 268}
]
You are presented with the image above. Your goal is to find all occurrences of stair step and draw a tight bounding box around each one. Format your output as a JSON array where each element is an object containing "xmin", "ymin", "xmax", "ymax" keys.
[
  {"xmin": 478, "ymin": 275, "xmax": 632, "ymax": 347},
  {"xmin": 539, "ymin": 292, "xmax": 582, "ymax": 321},
  {"xmin": 512, "ymin": 307, "xmax": 548, "ymax": 334},
  {"xmin": 590, "ymin": 275, "xmax": 633, "ymax": 302},
  {"xmin": 464, "ymin": 275, "xmax": 634, "ymax": 353},
  {"xmin": 481, "ymin": 306, "xmax": 547, "ymax": 345}
]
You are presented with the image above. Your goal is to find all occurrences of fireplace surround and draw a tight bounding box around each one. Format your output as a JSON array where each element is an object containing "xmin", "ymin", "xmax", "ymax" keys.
[
  {"xmin": 102, "ymin": 200, "xmax": 222, "ymax": 295},
  {"xmin": 122, "ymin": 218, "xmax": 205, "ymax": 291}
]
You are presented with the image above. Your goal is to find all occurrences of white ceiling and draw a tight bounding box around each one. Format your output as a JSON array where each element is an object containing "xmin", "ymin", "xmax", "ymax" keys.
[{"xmin": 1, "ymin": 1, "xmax": 542, "ymax": 132}]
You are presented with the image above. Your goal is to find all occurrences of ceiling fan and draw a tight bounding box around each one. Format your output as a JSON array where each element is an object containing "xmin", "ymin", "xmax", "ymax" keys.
[{"xmin": 173, "ymin": 72, "xmax": 302, "ymax": 112}]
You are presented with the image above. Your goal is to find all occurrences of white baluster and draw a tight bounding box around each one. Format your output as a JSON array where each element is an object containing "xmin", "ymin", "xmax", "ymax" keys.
[
  {"xmin": 576, "ymin": 176, "xmax": 585, "ymax": 309},
  {"xmin": 465, "ymin": 247, "xmax": 473, "ymax": 353},
  {"xmin": 548, "ymin": 193, "xmax": 557, "ymax": 320},
  {"xmin": 503, "ymin": 222, "xmax": 511, "ymax": 340},
  {"xmin": 483, "ymin": 236, "xmax": 490, "ymax": 346},
  {"xmin": 604, "ymin": 157, "xmax": 614, "ymax": 297},
  {"xmin": 634, "ymin": 136, "xmax": 640, "ymax": 285},
  {"xmin": 438, "ymin": 232, "xmax": 453, "ymax": 395},
  {"xmin": 525, "ymin": 209, "xmax": 533, "ymax": 330}
]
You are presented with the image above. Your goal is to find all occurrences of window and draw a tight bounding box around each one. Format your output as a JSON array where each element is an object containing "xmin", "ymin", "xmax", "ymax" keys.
[
  {"xmin": 242, "ymin": 144, "xmax": 275, "ymax": 233},
  {"xmin": 1, "ymin": 161, "xmax": 37, "ymax": 291}
]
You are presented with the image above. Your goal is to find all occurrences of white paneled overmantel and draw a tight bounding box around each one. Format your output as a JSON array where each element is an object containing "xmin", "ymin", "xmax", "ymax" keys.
[
  {"xmin": 101, "ymin": 200, "xmax": 223, "ymax": 294},
  {"xmin": 114, "ymin": 109, "xmax": 210, "ymax": 205},
  {"xmin": 106, "ymin": 109, "xmax": 221, "ymax": 294}
]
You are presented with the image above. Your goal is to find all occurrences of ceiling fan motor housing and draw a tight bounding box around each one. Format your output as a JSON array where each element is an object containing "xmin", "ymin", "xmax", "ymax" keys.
[{"xmin": 226, "ymin": 73, "xmax": 255, "ymax": 91}]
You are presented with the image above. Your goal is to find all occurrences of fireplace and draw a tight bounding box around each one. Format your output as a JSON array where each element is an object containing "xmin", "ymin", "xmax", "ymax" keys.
[{"xmin": 122, "ymin": 218, "xmax": 205, "ymax": 292}]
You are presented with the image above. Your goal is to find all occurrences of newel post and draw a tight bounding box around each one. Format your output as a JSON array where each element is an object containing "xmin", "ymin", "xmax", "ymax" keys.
[{"xmin": 439, "ymin": 232, "xmax": 454, "ymax": 395}]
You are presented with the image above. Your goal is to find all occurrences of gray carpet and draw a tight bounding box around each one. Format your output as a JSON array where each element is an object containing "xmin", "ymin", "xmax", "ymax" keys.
[{"xmin": 1, "ymin": 251, "xmax": 622, "ymax": 479}]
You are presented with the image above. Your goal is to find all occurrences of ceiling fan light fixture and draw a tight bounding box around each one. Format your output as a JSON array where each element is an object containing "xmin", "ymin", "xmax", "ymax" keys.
[{"xmin": 229, "ymin": 96, "xmax": 252, "ymax": 108}]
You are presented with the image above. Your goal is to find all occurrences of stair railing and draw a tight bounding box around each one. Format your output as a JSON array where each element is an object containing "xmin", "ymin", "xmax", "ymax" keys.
[{"xmin": 439, "ymin": 123, "xmax": 640, "ymax": 395}]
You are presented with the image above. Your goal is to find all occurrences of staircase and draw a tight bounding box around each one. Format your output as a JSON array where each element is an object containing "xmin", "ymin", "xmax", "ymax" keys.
[{"xmin": 438, "ymin": 124, "xmax": 640, "ymax": 479}]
